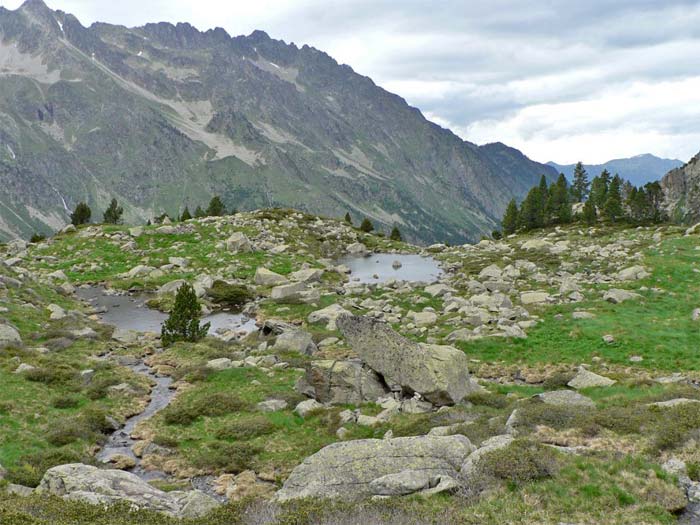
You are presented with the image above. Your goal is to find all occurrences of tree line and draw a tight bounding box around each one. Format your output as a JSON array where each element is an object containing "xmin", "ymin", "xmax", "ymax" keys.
[
  {"xmin": 69, "ymin": 196, "xmax": 233, "ymax": 227},
  {"xmin": 500, "ymin": 162, "xmax": 666, "ymax": 236},
  {"xmin": 344, "ymin": 212, "xmax": 402, "ymax": 241}
]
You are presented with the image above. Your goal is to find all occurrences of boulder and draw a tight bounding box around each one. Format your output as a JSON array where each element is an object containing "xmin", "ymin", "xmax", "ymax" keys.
[
  {"xmin": 270, "ymin": 282, "xmax": 319, "ymax": 304},
  {"xmin": 346, "ymin": 243, "xmax": 368, "ymax": 256},
  {"xmin": 408, "ymin": 310, "xmax": 438, "ymax": 327},
  {"xmin": 206, "ymin": 358, "xmax": 234, "ymax": 371},
  {"xmin": 257, "ymin": 399, "xmax": 288, "ymax": 412},
  {"xmin": 36, "ymin": 464, "xmax": 218, "ymax": 518},
  {"xmin": 294, "ymin": 399, "xmax": 324, "ymax": 418},
  {"xmin": 226, "ymin": 232, "xmax": 252, "ymax": 253},
  {"xmin": 478, "ymin": 264, "xmax": 502, "ymax": 280},
  {"xmin": 604, "ymin": 288, "xmax": 641, "ymax": 304},
  {"xmin": 520, "ymin": 291, "xmax": 552, "ymax": 305},
  {"xmin": 0, "ymin": 323, "xmax": 21, "ymax": 348},
  {"xmin": 254, "ymin": 268, "xmax": 288, "ymax": 286},
  {"xmin": 275, "ymin": 435, "xmax": 475, "ymax": 501},
  {"xmin": 112, "ymin": 328, "xmax": 139, "ymax": 344},
  {"xmin": 534, "ymin": 390, "xmax": 595, "ymax": 408},
  {"xmin": 337, "ymin": 315, "xmax": 474, "ymax": 405},
  {"xmin": 617, "ymin": 265, "xmax": 650, "ymax": 281},
  {"xmin": 290, "ymin": 268, "xmax": 324, "ymax": 283},
  {"xmin": 304, "ymin": 359, "xmax": 389, "ymax": 405},
  {"xmin": 567, "ymin": 367, "xmax": 616, "ymax": 389},
  {"xmin": 274, "ymin": 330, "xmax": 317, "ymax": 355},
  {"xmin": 521, "ymin": 239, "xmax": 552, "ymax": 251},
  {"xmin": 308, "ymin": 303, "xmax": 352, "ymax": 330}
]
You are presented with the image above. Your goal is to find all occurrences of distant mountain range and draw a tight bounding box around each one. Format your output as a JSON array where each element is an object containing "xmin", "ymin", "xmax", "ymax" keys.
[
  {"xmin": 548, "ymin": 154, "xmax": 683, "ymax": 187},
  {"xmin": 0, "ymin": 0, "xmax": 558, "ymax": 244}
]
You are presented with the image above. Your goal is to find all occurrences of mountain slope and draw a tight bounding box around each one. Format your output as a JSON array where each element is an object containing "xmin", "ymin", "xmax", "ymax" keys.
[
  {"xmin": 548, "ymin": 154, "xmax": 683, "ymax": 187},
  {"xmin": 661, "ymin": 151, "xmax": 700, "ymax": 223},
  {"xmin": 0, "ymin": 0, "xmax": 556, "ymax": 244}
]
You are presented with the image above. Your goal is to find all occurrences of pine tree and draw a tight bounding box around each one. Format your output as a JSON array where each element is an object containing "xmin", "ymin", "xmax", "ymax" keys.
[
  {"xmin": 603, "ymin": 175, "xmax": 623, "ymax": 222},
  {"xmin": 644, "ymin": 182, "xmax": 665, "ymax": 223},
  {"xmin": 359, "ymin": 218, "xmax": 374, "ymax": 233},
  {"xmin": 538, "ymin": 174, "xmax": 549, "ymax": 211},
  {"xmin": 206, "ymin": 196, "xmax": 226, "ymax": 217},
  {"xmin": 161, "ymin": 283, "xmax": 210, "ymax": 346},
  {"xmin": 582, "ymin": 197, "xmax": 597, "ymax": 226},
  {"xmin": 502, "ymin": 198, "xmax": 519, "ymax": 235},
  {"xmin": 570, "ymin": 162, "xmax": 589, "ymax": 202},
  {"xmin": 519, "ymin": 186, "xmax": 545, "ymax": 231},
  {"xmin": 390, "ymin": 225, "xmax": 402, "ymax": 241},
  {"xmin": 194, "ymin": 206, "xmax": 206, "ymax": 218},
  {"xmin": 589, "ymin": 170, "xmax": 611, "ymax": 209},
  {"xmin": 180, "ymin": 206, "xmax": 192, "ymax": 222},
  {"xmin": 344, "ymin": 212, "xmax": 353, "ymax": 225},
  {"xmin": 545, "ymin": 174, "xmax": 570, "ymax": 224},
  {"xmin": 103, "ymin": 198, "xmax": 124, "ymax": 224},
  {"xmin": 70, "ymin": 202, "xmax": 91, "ymax": 226},
  {"xmin": 627, "ymin": 187, "xmax": 645, "ymax": 223}
]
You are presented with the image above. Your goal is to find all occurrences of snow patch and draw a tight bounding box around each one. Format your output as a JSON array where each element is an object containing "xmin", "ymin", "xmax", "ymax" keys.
[
  {"xmin": 56, "ymin": 18, "xmax": 63, "ymax": 33},
  {"xmin": 137, "ymin": 51, "xmax": 143, "ymax": 57},
  {"xmin": 6, "ymin": 144, "xmax": 15, "ymax": 160},
  {"xmin": 269, "ymin": 61, "xmax": 280, "ymax": 69}
]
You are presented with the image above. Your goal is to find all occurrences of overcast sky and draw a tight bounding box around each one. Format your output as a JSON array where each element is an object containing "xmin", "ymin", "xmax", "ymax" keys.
[{"xmin": 3, "ymin": 0, "xmax": 700, "ymax": 164}]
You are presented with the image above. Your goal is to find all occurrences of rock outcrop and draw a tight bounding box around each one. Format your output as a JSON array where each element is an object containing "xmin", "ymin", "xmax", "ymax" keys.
[
  {"xmin": 662, "ymin": 152, "xmax": 700, "ymax": 224},
  {"xmin": 337, "ymin": 315, "xmax": 474, "ymax": 405},
  {"xmin": 302, "ymin": 359, "xmax": 389, "ymax": 404},
  {"xmin": 275, "ymin": 435, "xmax": 474, "ymax": 501},
  {"xmin": 36, "ymin": 464, "xmax": 219, "ymax": 518}
]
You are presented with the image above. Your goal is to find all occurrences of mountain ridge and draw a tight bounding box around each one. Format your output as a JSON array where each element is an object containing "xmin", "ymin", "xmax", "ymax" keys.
[
  {"xmin": 548, "ymin": 154, "xmax": 683, "ymax": 187},
  {"xmin": 0, "ymin": 0, "xmax": 557, "ymax": 244}
]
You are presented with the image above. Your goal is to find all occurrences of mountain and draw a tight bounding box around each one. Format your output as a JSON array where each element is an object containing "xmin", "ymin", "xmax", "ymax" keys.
[
  {"xmin": 661, "ymin": 151, "xmax": 700, "ymax": 224},
  {"xmin": 0, "ymin": 0, "xmax": 557, "ymax": 244},
  {"xmin": 548, "ymin": 154, "xmax": 683, "ymax": 187}
]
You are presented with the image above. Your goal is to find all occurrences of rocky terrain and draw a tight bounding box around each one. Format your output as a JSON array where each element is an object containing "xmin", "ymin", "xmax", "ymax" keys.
[
  {"xmin": 1, "ymin": 208, "xmax": 700, "ymax": 523},
  {"xmin": 663, "ymin": 153, "xmax": 700, "ymax": 224},
  {"xmin": 0, "ymin": 0, "xmax": 558, "ymax": 244}
]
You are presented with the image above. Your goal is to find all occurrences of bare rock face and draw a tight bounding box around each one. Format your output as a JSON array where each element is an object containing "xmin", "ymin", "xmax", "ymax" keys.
[
  {"xmin": 275, "ymin": 435, "xmax": 475, "ymax": 501},
  {"xmin": 337, "ymin": 315, "xmax": 474, "ymax": 405},
  {"xmin": 303, "ymin": 359, "xmax": 389, "ymax": 404},
  {"xmin": 662, "ymin": 152, "xmax": 700, "ymax": 223},
  {"xmin": 36, "ymin": 464, "xmax": 219, "ymax": 518}
]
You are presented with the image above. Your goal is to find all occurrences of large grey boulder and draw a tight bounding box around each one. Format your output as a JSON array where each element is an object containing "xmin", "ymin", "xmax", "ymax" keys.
[
  {"xmin": 226, "ymin": 232, "xmax": 252, "ymax": 253},
  {"xmin": 274, "ymin": 330, "xmax": 317, "ymax": 355},
  {"xmin": 337, "ymin": 315, "xmax": 474, "ymax": 405},
  {"xmin": 275, "ymin": 435, "xmax": 474, "ymax": 501},
  {"xmin": 0, "ymin": 322, "xmax": 21, "ymax": 348},
  {"xmin": 270, "ymin": 282, "xmax": 319, "ymax": 304},
  {"xmin": 36, "ymin": 464, "xmax": 218, "ymax": 518},
  {"xmin": 303, "ymin": 359, "xmax": 389, "ymax": 404},
  {"xmin": 308, "ymin": 303, "xmax": 352, "ymax": 330},
  {"xmin": 254, "ymin": 268, "xmax": 288, "ymax": 286},
  {"xmin": 534, "ymin": 390, "xmax": 595, "ymax": 408},
  {"xmin": 567, "ymin": 367, "xmax": 616, "ymax": 389},
  {"xmin": 604, "ymin": 288, "xmax": 641, "ymax": 304}
]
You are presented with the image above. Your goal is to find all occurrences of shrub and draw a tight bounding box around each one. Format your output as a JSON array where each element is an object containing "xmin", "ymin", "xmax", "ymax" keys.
[
  {"xmin": 29, "ymin": 233, "xmax": 46, "ymax": 243},
  {"xmin": 102, "ymin": 198, "xmax": 124, "ymax": 225},
  {"xmin": 7, "ymin": 448, "xmax": 90, "ymax": 487},
  {"xmin": 163, "ymin": 393, "xmax": 250, "ymax": 426},
  {"xmin": 70, "ymin": 202, "xmax": 91, "ymax": 226},
  {"xmin": 207, "ymin": 281, "xmax": 253, "ymax": 310},
  {"xmin": 478, "ymin": 439, "xmax": 559, "ymax": 486},
  {"xmin": 206, "ymin": 196, "xmax": 226, "ymax": 217},
  {"xmin": 85, "ymin": 376, "xmax": 121, "ymax": 400},
  {"xmin": 390, "ymin": 225, "xmax": 402, "ymax": 241},
  {"xmin": 24, "ymin": 366, "xmax": 77, "ymax": 386},
  {"xmin": 359, "ymin": 218, "xmax": 374, "ymax": 233},
  {"xmin": 215, "ymin": 416, "xmax": 276, "ymax": 441},
  {"xmin": 51, "ymin": 395, "xmax": 81, "ymax": 409},
  {"xmin": 190, "ymin": 441, "xmax": 260, "ymax": 473},
  {"xmin": 466, "ymin": 391, "xmax": 509, "ymax": 409},
  {"xmin": 161, "ymin": 283, "xmax": 210, "ymax": 346}
]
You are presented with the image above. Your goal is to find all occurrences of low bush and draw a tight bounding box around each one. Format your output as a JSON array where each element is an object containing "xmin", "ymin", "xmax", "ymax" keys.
[
  {"xmin": 51, "ymin": 395, "xmax": 81, "ymax": 409},
  {"xmin": 190, "ymin": 441, "xmax": 260, "ymax": 473},
  {"xmin": 466, "ymin": 391, "xmax": 509, "ymax": 409},
  {"xmin": 207, "ymin": 281, "xmax": 253, "ymax": 310},
  {"xmin": 215, "ymin": 416, "xmax": 276, "ymax": 441},
  {"xmin": 24, "ymin": 366, "xmax": 77, "ymax": 386},
  {"xmin": 7, "ymin": 448, "xmax": 91, "ymax": 487},
  {"xmin": 163, "ymin": 393, "xmax": 250, "ymax": 426},
  {"xmin": 478, "ymin": 439, "xmax": 560, "ymax": 486}
]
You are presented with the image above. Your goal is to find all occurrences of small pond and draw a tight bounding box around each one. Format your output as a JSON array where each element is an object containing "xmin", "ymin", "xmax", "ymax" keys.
[
  {"xmin": 336, "ymin": 253, "xmax": 443, "ymax": 283},
  {"xmin": 76, "ymin": 286, "xmax": 256, "ymax": 335}
]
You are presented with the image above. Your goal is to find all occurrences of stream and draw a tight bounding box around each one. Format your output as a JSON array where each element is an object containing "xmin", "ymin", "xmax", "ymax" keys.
[{"xmin": 77, "ymin": 286, "xmax": 256, "ymax": 486}]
